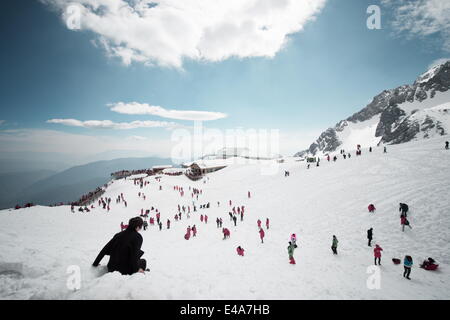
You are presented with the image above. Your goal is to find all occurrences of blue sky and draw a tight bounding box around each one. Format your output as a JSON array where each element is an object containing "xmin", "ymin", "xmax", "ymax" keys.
[{"xmin": 0, "ymin": 0, "xmax": 449, "ymax": 163}]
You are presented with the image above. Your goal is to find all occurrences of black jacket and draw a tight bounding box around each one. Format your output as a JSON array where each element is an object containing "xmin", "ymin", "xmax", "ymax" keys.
[
  {"xmin": 93, "ymin": 230, "xmax": 144, "ymax": 275},
  {"xmin": 367, "ymin": 229, "xmax": 373, "ymax": 239}
]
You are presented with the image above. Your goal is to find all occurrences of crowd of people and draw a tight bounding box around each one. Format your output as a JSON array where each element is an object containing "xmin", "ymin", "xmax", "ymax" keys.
[{"xmin": 88, "ymin": 143, "xmax": 441, "ymax": 285}]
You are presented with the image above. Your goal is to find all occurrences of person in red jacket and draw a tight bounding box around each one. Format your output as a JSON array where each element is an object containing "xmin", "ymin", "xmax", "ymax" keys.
[
  {"xmin": 236, "ymin": 246, "xmax": 245, "ymax": 256},
  {"xmin": 200, "ymin": 214, "xmax": 204, "ymax": 222},
  {"xmin": 368, "ymin": 204, "xmax": 376, "ymax": 213},
  {"xmin": 266, "ymin": 218, "xmax": 270, "ymax": 229},
  {"xmin": 259, "ymin": 228, "xmax": 265, "ymax": 243},
  {"xmin": 257, "ymin": 219, "xmax": 261, "ymax": 228},
  {"xmin": 401, "ymin": 215, "xmax": 412, "ymax": 232},
  {"xmin": 205, "ymin": 215, "xmax": 208, "ymax": 224},
  {"xmin": 374, "ymin": 244, "xmax": 383, "ymax": 265}
]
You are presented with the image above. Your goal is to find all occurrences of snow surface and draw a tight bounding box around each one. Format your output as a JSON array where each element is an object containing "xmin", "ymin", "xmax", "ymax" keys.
[
  {"xmin": 336, "ymin": 115, "xmax": 382, "ymax": 153},
  {"xmin": 1, "ymin": 136, "xmax": 450, "ymax": 300}
]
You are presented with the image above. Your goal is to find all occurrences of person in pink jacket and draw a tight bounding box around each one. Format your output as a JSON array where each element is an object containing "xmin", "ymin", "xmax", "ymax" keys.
[
  {"xmin": 257, "ymin": 219, "xmax": 261, "ymax": 228},
  {"xmin": 200, "ymin": 214, "xmax": 204, "ymax": 222},
  {"xmin": 259, "ymin": 228, "xmax": 265, "ymax": 243},
  {"xmin": 236, "ymin": 246, "xmax": 245, "ymax": 256},
  {"xmin": 374, "ymin": 244, "xmax": 383, "ymax": 265},
  {"xmin": 205, "ymin": 215, "xmax": 208, "ymax": 224}
]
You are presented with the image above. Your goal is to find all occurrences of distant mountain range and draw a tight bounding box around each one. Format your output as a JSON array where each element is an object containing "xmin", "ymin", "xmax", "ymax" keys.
[
  {"xmin": 295, "ymin": 60, "xmax": 450, "ymax": 157},
  {"xmin": 0, "ymin": 157, "xmax": 173, "ymax": 209}
]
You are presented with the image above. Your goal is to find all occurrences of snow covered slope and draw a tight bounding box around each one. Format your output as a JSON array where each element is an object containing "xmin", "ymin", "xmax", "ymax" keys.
[
  {"xmin": 1, "ymin": 136, "xmax": 449, "ymax": 299},
  {"xmin": 296, "ymin": 61, "xmax": 450, "ymax": 157}
]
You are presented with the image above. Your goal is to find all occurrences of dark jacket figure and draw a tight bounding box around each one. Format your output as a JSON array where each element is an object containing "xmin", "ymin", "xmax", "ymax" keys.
[
  {"xmin": 331, "ymin": 235, "xmax": 338, "ymax": 254},
  {"xmin": 446, "ymin": 141, "xmax": 449, "ymax": 150},
  {"xmin": 399, "ymin": 203, "xmax": 409, "ymax": 217},
  {"xmin": 93, "ymin": 217, "xmax": 146, "ymax": 275},
  {"xmin": 233, "ymin": 215, "xmax": 237, "ymax": 226},
  {"xmin": 367, "ymin": 228, "xmax": 373, "ymax": 246}
]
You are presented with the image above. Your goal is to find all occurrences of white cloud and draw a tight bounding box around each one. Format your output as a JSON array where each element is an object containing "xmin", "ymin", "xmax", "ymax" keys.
[
  {"xmin": 0, "ymin": 129, "xmax": 174, "ymax": 158},
  {"xmin": 46, "ymin": 118, "xmax": 180, "ymax": 129},
  {"xmin": 382, "ymin": 0, "xmax": 450, "ymax": 52},
  {"xmin": 42, "ymin": 0, "xmax": 327, "ymax": 68},
  {"xmin": 428, "ymin": 58, "xmax": 450, "ymax": 70},
  {"xmin": 109, "ymin": 102, "xmax": 227, "ymax": 121},
  {"xmin": 130, "ymin": 135, "xmax": 148, "ymax": 141}
]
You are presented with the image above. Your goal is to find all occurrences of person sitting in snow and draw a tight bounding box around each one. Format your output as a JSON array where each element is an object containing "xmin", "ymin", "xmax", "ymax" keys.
[
  {"xmin": 93, "ymin": 217, "xmax": 147, "ymax": 275},
  {"xmin": 368, "ymin": 204, "xmax": 376, "ymax": 213},
  {"xmin": 236, "ymin": 246, "xmax": 245, "ymax": 256}
]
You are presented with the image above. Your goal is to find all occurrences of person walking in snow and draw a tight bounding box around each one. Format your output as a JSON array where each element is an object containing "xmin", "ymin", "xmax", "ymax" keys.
[
  {"xmin": 200, "ymin": 214, "xmax": 204, "ymax": 222},
  {"xmin": 373, "ymin": 244, "xmax": 383, "ymax": 265},
  {"xmin": 216, "ymin": 217, "xmax": 220, "ymax": 228},
  {"xmin": 401, "ymin": 215, "xmax": 412, "ymax": 232},
  {"xmin": 229, "ymin": 212, "xmax": 233, "ymax": 221},
  {"xmin": 288, "ymin": 241, "xmax": 296, "ymax": 265},
  {"xmin": 369, "ymin": 147, "xmax": 372, "ymax": 152},
  {"xmin": 257, "ymin": 219, "xmax": 262, "ymax": 228},
  {"xmin": 290, "ymin": 234, "xmax": 298, "ymax": 248},
  {"xmin": 368, "ymin": 204, "xmax": 376, "ymax": 213},
  {"xmin": 399, "ymin": 203, "xmax": 409, "ymax": 217},
  {"xmin": 158, "ymin": 221, "xmax": 162, "ymax": 231},
  {"xmin": 167, "ymin": 219, "xmax": 170, "ymax": 229},
  {"xmin": 331, "ymin": 235, "xmax": 338, "ymax": 255},
  {"xmin": 367, "ymin": 228, "xmax": 373, "ymax": 247},
  {"xmin": 219, "ymin": 218, "xmax": 223, "ymax": 228},
  {"xmin": 266, "ymin": 218, "xmax": 270, "ymax": 229},
  {"xmin": 236, "ymin": 246, "xmax": 245, "ymax": 256},
  {"xmin": 403, "ymin": 255, "xmax": 413, "ymax": 280},
  {"xmin": 259, "ymin": 228, "xmax": 265, "ymax": 243},
  {"xmin": 192, "ymin": 225, "xmax": 197, "ymax": 237},
  {"xmin": 241, "ymin": 211, "xmax": 244, "ymax": 221},
  {"xmin": 248, "ymin": 191, "xmax": 251, "ymax": 198},
  {"xmin": 205, "ymin": 215, "xmax": 208, "ymax": 224},
  {"xmin": 446, "ymin": 141, "xmax": 449, "ymax": 150},
  {"xmin": 233, "ymin": 215, "xmax": 237, "ymax": 226}
]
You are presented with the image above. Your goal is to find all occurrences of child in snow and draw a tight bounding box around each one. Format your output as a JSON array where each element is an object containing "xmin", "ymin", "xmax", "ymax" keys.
[
  {"xmin": 403, "ymin": 255, "xmax": 413, "ymax": 280},
  {"xmin": 259, "ymin": 228, "xmax": 265, "ymax": 243},
  {"xmin": 401, "ymin": 215, "xmax": 412, "ymax": 232},
  {"xmin": 290, "ymin": 234, "xmax": 298, "ymax": 248},
  {"xmin": 288, "ymin": 241, "xmax": 296, "ymax": 264},
  {"xmin": 331, "ymin": 235, "xmax": 338, "ymax": 255},
  {"xmin": 374, "ymin": 244, "xmax": 383, "ymax": 265}
]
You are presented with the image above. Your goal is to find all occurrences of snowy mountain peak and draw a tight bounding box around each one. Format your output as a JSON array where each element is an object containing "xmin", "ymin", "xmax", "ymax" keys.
[{"xmin": 295, "ymin": 61, "xmax": 450, "ymax": 157}]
